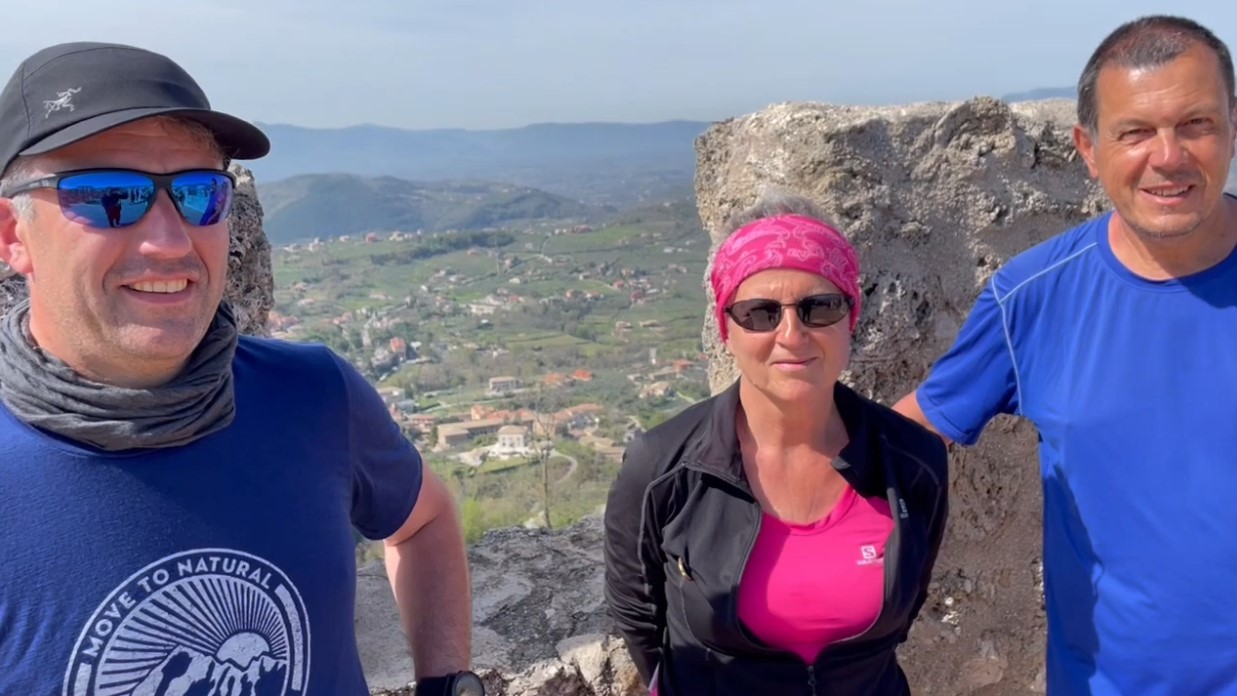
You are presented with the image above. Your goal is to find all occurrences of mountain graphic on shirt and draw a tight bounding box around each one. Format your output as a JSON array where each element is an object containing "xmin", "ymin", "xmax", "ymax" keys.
[{"xmin": 130, "ymin": 645, "xmax": 289, "ymax": 696}]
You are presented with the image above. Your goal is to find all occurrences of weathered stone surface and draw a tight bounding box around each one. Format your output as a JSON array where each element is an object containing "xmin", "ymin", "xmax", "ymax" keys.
[
  {"xmin": 362, "ymin": 517, "xmax": 642, "ymax": 696},
  {"xmin": 0, "ymin": 265, "xmax": 21, "ymax": 313},
  {"xmin": 225, "ymin": 164, "xmax": 275, "ymax": 336},
  {"xmin": 692, "ymin": 96, "xmax": 1107, "ymax": 693},
  {"xmin": 0, "ymin": 163, "xmax": 274, "ymax": 336}
]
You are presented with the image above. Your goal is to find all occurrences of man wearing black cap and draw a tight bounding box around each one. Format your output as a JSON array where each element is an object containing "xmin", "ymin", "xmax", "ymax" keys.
[{"xmin": 0, "ymin": 42, "xmax": 482, "ymax": 696}]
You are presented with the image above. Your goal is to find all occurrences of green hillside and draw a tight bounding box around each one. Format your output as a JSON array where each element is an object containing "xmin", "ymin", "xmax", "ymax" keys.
[
  {"xmin": 272, "ymin": 199, "xmax": 712, "ymax": 545},
  {"xmin": 258, "ymin": 174, "xmax": 612, "ymax": 243}
]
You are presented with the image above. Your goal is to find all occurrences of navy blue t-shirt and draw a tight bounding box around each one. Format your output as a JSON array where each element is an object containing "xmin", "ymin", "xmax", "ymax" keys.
[
  {"xmin": 0, "ymin": 336, "xmax": 423, "ymax": 695},
  {"xmin": 919, "ymin": 205, "xmax": 1237, "ymax": 695}
]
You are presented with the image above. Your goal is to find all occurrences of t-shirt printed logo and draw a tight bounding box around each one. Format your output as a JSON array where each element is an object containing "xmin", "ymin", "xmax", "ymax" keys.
[
  {"xmin": 857, "ymin": 544, "xmax": 882, "ymax": 566},
  {"xmin": 62, "ymin": 549, "xmax": 311, "ymax": 696}
]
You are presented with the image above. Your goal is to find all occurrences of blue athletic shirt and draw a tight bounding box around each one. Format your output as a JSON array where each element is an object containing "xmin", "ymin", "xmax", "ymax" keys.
[
  {"xmin": 918, "ymin": 199, "xmax": 1237, "ymax": 695},
  {"xmin": 0, "ymin": 336, "xmax": 423, "ymax": 695}
]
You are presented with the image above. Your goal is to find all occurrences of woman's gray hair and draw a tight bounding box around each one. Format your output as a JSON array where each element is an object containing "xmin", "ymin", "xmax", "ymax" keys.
[
  {"xmin": 0, "ymin": 115, "xmax": 227, "ymax": 222},
  {"xmin": 720, "ymin": 191, "xmax": 838, "ymax": 237}
]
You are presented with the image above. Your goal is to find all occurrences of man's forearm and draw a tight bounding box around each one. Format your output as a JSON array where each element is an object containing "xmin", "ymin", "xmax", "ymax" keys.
[{"xmin": 385, "ymin": 502, "xmax": 472, "ymax": 677}]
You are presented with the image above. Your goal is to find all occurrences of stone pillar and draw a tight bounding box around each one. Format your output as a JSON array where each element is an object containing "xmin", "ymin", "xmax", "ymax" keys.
[{"xmin": 224, "ymin": 164, "xmax": 275, "ymax": 336}]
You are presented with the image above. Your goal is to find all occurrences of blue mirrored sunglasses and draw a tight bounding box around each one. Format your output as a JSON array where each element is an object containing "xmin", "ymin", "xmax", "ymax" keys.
[{"xmin": 0, "ymin": 168, "xmax": 236, "ymax": 229}]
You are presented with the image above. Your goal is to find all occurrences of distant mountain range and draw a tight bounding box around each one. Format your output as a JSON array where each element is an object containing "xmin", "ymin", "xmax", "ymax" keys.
[
  {"xmin": 248, "ymin": 93, "xmax": 1237, "ymax": 239},
  {"xmin": 258, "ymin": 174, "xmax": 609, "ymax": 243},
  {"xmin": 247, "ymin": 95, "xmax": 1080, "ymax": 211},
  {"xmin": 247, "ymin": 120, "xmax": 709, "ymax": 209},
  {"xmin": 1001, "ymin": 86, "xmax": 1076, "ymax": 102}
]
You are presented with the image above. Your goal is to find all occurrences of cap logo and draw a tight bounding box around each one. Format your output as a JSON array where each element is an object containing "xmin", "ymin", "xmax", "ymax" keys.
[{"xmin": 43, "ymin": 87, "xmax": 81, "ymax": 118}]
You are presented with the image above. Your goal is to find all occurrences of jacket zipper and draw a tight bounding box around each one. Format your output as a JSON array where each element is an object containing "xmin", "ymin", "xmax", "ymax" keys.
[
  {"xmin": 727, "ymin": 501, "xmax": 821, "ymax": 695},
  {"xmin": 813, "ymin": 441, "xmax": 907, "ymax": 659},
  {"xmin": 730, "ymin": 485, "xmax": 903, "ymax": 696},
  {"xmin": 817, "ymin": 484, "xmax": 902, "ymax": 652},
  {"xmin": 706, "ymin": 447, "xmax": 905, "ymax": 695}
]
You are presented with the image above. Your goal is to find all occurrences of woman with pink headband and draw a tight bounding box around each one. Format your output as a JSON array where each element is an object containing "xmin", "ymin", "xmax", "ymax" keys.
[{"xmin": 604, "ymin": 194, "xmax": 949, "ymax": 695}]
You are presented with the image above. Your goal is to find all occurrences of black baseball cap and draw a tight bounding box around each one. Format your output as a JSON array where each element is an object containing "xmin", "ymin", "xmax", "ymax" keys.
[{"xmin": 0, "ymin": 41, "xmax": 270, "ymax": 175}]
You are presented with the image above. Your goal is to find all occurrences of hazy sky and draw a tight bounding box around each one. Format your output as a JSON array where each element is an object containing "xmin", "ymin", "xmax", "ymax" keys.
[{"xmin": 2, "ymin": 1, "xmax": 1235, "ymax": 131}]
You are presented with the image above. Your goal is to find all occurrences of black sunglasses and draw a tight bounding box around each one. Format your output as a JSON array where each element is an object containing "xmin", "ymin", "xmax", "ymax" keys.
[
  {"xmin": 726, "ymin": 293, "xmax": 854, "ymax": 332},
  {"xmin": 0, "ymin": 168, "xmax": 235, "ymax": 229}
]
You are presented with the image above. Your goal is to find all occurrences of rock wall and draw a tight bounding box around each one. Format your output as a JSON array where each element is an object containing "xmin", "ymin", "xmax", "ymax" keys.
[
  {"xmin": 361, "ymin": 518, "xmax": 642, "ymax": 696},
  {"xmin": 223, "ymin": 165, "xmax": 275, "ymax": 336},
  {"xmin": 694, "ymin": 96, "xmax": 1107, "ymax": 693},
  {"xmin": 0, "ymin": 163, "xmax": 273, "ymax": 335}
]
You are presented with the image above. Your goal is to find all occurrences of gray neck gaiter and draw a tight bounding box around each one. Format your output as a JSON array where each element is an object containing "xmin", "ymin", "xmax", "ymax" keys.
[{"xmin": 0, "ymin": 300, "xmax": 238, "ymax": 451}]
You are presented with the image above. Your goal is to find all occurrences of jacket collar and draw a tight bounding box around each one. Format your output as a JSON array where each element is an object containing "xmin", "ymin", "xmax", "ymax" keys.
[{"xmin": 687, "ymin": 378, "xmax": 886, "ymax": 498}]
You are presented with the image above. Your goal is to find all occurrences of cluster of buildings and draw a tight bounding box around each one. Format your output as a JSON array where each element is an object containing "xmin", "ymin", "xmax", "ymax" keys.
[{"xmin": 427, "ymin": 402, "xmax": 615, "ymax": 460}]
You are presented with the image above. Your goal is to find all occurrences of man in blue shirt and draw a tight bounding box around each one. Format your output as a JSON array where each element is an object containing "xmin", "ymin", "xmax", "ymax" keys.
[
  {"xmin": 0, "ymin": 43, "xmax": 482, "ymax": 695},
  {"xmin": 894, "ymin": 15, "xmax": 1237, "ymax": 696}
]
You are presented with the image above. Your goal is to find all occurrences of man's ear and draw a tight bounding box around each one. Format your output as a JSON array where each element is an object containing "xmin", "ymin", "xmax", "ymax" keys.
[
  {"xmin": 1072, "ymin": 123, "xmax": 1101, "ymax": 180},
  {"xmin": 1228, "ymin": 101, "xmax": 1236, "ymax": 155},
  {"xmin": 0, "ymin": 198, "xmax": 33, "ymax": 275}
]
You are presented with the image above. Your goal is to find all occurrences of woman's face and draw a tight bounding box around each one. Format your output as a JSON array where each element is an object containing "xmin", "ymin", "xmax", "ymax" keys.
[{"xmin": 724, "ymin": 268, "xmax": 852, "ymax": 405}]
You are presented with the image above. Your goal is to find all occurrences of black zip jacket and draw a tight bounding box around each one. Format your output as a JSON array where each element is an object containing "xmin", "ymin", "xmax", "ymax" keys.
[{"xmin": 603, "ymin": 380, "xmax": 948, "ymax": 696}]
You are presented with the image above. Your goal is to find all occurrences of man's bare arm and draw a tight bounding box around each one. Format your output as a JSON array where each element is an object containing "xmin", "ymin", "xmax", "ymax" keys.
[
  {"xmin": 892, "ymin": 389, "xmax": 953, "ymax": 446},
  {"xmin": 383, "ymin": 468, "xmax": 472, "ymax": 678}
]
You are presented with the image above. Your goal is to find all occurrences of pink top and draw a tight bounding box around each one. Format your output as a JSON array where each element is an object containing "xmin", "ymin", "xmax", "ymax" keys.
[
  {"xmin": 649, "ymin": 486, "xmax": 894, "ymax": 694},
  {"xmin": 736, "ymin": 485, "xmax": 894, "ymax": 664}
]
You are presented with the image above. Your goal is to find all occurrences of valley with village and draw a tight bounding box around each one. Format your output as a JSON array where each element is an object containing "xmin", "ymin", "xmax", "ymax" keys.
[{"xmin": 266, "ymin": 199, "xmax": 714, "ymax": 555}]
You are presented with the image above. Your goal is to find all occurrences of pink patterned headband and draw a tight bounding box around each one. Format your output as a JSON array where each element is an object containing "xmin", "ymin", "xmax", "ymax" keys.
[{"xmin": 710, "ymin": 213, "xmax": 861, "ymax": 340}]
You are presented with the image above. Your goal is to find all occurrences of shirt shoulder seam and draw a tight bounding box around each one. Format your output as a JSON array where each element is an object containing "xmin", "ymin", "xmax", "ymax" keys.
[
  {"xmin": 993, "ymin": 242, "xmax": 1097, "ymax": 416},
  {"xmin": 994, "ymin": 243, "xmax": 1098, "ymax": 303}
]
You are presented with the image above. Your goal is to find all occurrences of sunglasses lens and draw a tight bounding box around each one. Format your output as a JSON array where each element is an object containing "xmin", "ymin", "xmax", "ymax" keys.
[
  {"xmin": 53, "ymin": 170, "xmax": 233, "ymax": 229},
  {"xmin": 57, "ymin": 172, "xmax": 155, "ymax": 228},
  {"xmin": 171, "ymin": 171, "xmax": 234, "ymax": 226},
  {"xmin": 728, "ymin": 294, "xmax": 852, "ymax": 332},
  {"xmin": 801, "ymin": 294, "xmax": 851, "ymax": 327},
  {"xmin": 728, "ymin": 300, "xmax": 783, "ymax": 331}
]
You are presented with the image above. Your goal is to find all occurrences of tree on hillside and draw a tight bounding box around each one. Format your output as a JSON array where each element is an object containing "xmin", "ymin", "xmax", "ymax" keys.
[{"xmin": 528, "ymin": 382, "xmax": 565, "ymax": 530}]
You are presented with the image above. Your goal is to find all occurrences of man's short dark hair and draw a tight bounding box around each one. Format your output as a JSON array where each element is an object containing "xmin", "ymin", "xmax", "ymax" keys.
[{"xmin": 1077, "ymin": 15, "xmax": 1236, "ymax": 133}]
